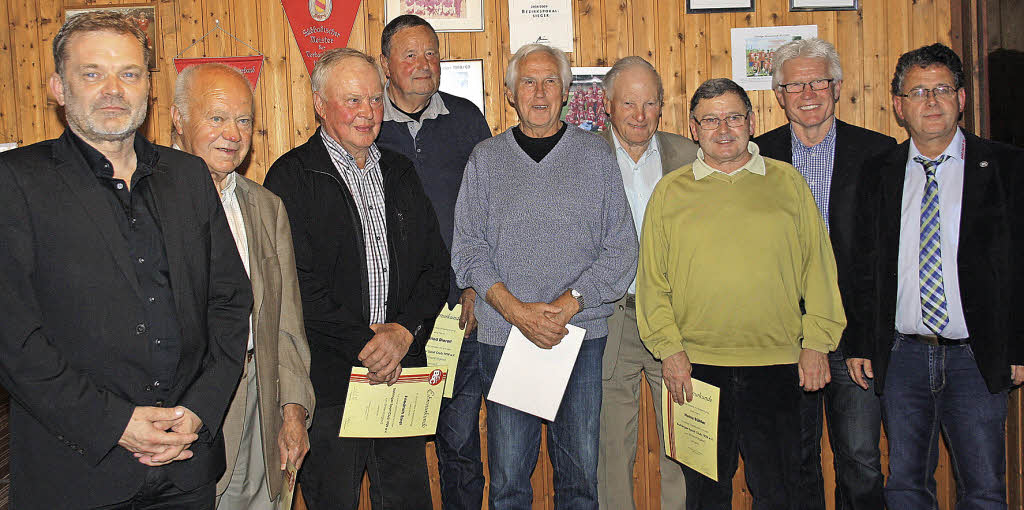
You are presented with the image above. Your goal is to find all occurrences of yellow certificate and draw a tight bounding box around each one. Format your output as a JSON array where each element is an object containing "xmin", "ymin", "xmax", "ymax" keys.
[
  {"xmin": 339, "ymin": 366, "xmax": 447, "ymax": 438},
  {"xmin": 425, "ymin": 304, "xmax": 464, "ymax": 398},
  {"xmin": 662, "ymin": 378, "xmax": 721, "ymax": 481},
  {"xmin": 277, "ymin": 459, "xmax": 297, "ymax": 510}
]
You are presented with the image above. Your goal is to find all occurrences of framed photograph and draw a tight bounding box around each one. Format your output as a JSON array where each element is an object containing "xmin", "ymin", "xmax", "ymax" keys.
[
  {"xmin": 439, "ymin": 59, "xmax": 485, "ymax": 116},
  {"xmin": 65, "ymin": 3, "xmax": 159, "ymax": 71},
  {"xmin": 561, "ymin": 67, "xmax": 610, "ymax": 133},
  {"xmin": 385, "ymin": 0, "xmax": 484, "ymax": 32},
  {"xmin": 789, "ymin": 0, "xmax": 858, "ymax": 11},
  {"xmin": 686, "ymin": 0, "xmax": 754, "ymax": 14},
  {"xmin": 730, "ymin": 24, "xmax": 818, "ymax": 91},
  {"xmin": 508, "ymin": 0, "xmax": 573, "ymax": 53}
]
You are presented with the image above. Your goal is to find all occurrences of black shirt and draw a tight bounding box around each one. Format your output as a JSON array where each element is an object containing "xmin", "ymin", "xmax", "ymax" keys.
[
  {"xmin": 512, "ymin": 122, "xmax": 568, "ymax": 162},
  {"xmin": 70, "ymin": 131, "xmax": 182, "ymax": 406},
  {"xmin": 390, "ymin": 98, "xmax": 425, "ymax": 122}
]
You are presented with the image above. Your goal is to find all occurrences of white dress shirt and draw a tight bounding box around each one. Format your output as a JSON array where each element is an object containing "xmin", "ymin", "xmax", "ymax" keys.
[
  {"xmin": 612, "ymin": 129, "xmax": 661, "ymax": 295},
  {"xmin": 219, "ymin": 171, "xmax": 255, "ymax": 350},
  {"xmin": 896, "ymin": 128, "xmax": 969, "ymax": 339}
]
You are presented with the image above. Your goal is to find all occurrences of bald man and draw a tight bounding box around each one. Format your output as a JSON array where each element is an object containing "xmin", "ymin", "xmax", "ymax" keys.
[{"xmin": 171, "ymin": 63, "xmax": 315, "ymax": 510}]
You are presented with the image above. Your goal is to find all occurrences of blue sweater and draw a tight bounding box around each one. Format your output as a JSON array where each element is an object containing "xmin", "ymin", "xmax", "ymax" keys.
[
  {"xmin": 376, "ymin": 92, "xmax": 492, "ymax": 305},
  {"xmin": 452, "ymin": 124, "xmax": 638, "ymax": 345}
]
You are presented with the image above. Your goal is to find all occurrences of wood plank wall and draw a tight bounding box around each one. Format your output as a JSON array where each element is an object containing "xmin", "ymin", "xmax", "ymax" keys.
[{"xmin": 2, "ymin": 0, "xmax": 1021, "ymax": 509}]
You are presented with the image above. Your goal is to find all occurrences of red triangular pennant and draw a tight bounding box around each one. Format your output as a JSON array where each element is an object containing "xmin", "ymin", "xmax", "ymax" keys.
[
  {"xmin": 173, "ymin": 55, "xmax": 265, "ymax": 88},
  {"xmin": 281, "ymin": 0, "xmax": 363, "ymax": 75}
]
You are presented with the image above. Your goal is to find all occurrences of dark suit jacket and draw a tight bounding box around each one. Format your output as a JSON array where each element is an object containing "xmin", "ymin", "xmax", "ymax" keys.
[
  {"xmin": 754, "ymin": 119, "xmax": 897, "ymax": 354},
  {"xmin": 845, "ymin": 131, "xmax": 1024, "ymax": 394},
  {"xmin": 0, "ymin": 131, "xmax": 252, "ymax": 508},
  {"xmin": 599, "ymin": 128, "xmax": 698, "ymax": 377}
]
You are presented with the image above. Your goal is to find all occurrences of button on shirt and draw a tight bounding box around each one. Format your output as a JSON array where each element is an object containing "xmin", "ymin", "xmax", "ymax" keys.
[
  {"xmin": 71, "ymin": 131, "xmax": 181, "ymax": 403},
  {"xmin": 612, "ymin": 129, "xmax": 662, "ymax": 294},
  {"xmin": 322, "ymin": 132, "xmax": 391, "ymax": 324},
  {"xmin": 218, "ymin": 172, "xmax": 254, "ymax": 351},
  {"xmin": 790, "ymin": 122, "xmax": 837, "ymax": 230},
  {"xmin": 896, "ymin": 128, "xmax": 968, "ymax": 339}
]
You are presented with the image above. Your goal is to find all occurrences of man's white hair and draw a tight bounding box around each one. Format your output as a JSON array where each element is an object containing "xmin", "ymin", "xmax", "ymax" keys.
[
  {"xmin": 771, "ymin": 38, "xmax": 843, "ymax": 89},
  {"xmin": 504, "ymin": 44, "xmax": 572, "ymax": 95},
  {"xmin": 173, "ymin": 63, "xmax": 254, "ymax": 121}
]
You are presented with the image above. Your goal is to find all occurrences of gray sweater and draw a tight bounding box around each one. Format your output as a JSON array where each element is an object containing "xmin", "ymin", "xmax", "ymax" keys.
[{"xmin": 452, "ymin": 125, "xmax": 638, "ymax": 346}]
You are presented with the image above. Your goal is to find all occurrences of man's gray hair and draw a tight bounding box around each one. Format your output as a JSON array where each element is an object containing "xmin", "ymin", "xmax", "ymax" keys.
[
  {"xmin": 311, "ymin": 48, "xmax": 385, "ymax": 94},
  {"xmin": 173, "ymin": 63, "xmax": 253, "ymax": 121},
  {"xmin": 602, "ymin": 56, "xmax": 663, "ymax": 103},
  {"xmin": 504, "ymin": 44, "xmax": 572, "ymax": 94},
  {"xmin": 771, "ymin": 38, "xmax": 843, "ymax": 89}
]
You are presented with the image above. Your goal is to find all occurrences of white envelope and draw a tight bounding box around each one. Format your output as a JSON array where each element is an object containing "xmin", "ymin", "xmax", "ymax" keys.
[{"xmin": 486, "ymin": 324, "xmax": 586, "ymax": 421}]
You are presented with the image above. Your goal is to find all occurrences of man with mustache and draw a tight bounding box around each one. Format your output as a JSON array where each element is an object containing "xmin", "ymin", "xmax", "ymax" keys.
[
  {"xmin": 170, "ymin": 63, "xmax": 315, "ymax": 510},
  {"xmin": 374, "ymin": 16, "xmax": 492, "ymax": 509},
  {"xmin": 0, "ymin": 11, "xmax": 252, "ymax": 509},
  {"xmin": 753, "ymin": 38, "xmax": 895, "ymax": 510},
  {"xmin": 637, "ymin": 77, "xmax": 845, "ymax": 509}
]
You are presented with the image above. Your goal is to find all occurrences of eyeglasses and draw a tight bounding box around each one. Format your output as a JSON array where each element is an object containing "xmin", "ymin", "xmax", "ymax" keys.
[
  {"xmin": 778, "ymin": 79, "xmax": 834, "ymax": 94},
  {"xmin": 896, "ymin": 85, "xmax": 957, "ymax": 102},
  {"xmin": 693, "ymin": 113, "xmax": 748, "ymax": 131}
]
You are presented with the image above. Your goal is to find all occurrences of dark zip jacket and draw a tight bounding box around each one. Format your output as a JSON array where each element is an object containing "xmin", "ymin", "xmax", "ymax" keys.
[{"xmin": 264, "ymin": 129, "xmax": 449, "ymax": 408}]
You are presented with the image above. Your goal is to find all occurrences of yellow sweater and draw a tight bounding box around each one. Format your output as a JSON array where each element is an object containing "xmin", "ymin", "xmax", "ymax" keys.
[{"xmin": 636, "ymin": 150, "xmax": 846, "ymax": 367}]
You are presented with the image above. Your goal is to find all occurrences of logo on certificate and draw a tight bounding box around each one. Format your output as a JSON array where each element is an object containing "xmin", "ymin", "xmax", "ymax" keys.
[{"xmin": 429, "ymin": 369, "xmax": 445, "ymax": 385}]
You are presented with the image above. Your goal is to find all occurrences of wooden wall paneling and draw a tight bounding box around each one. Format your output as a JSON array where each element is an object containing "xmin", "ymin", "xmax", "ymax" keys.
[
  {"xmin": 153, "ymin": 0, "xmax": 180, "ymax": 146},
  {"xmin": 756, "ymin": 0, "xmax": 787, "ymax": 134},
  {"xmin": 257, "ymin": 0, "xmax": 295, "ymax": 183},
  {"xmin": 38, "ymin": 0, "xmax": 61, "ymax": 140},
  {"xmin": 447, "ymin": 32, "xmax": 474, "ymax": 60},
  {"xmin": 654, "ymin": 0, "xmax": 681, "ymax": 133},
  {"xmin": 835, "ymin": 8, "xmax": 864, "ymax": 130},
  {"xmin": 731, "ymin": 10, "xmax": 759, "ymax": 135},
  {"xmin": 575, "ymin": 0, "xmax": 606, "ymax": 65},
  {"xmin": 9, "ymin": 0, "xmax": 47, "ymax": 145},
  {"xmin": 602, "ymin": 0, "xmax": 630, "ymax": 64},
  {"xmin": 885, "ymin": 0, "xmax": 910, "ymax": 140},
  {"xmin": 860, "ymin": 0, "xmax": 890, "ymax": 141},
  {"xmin": 364, "ymin": 0, "xmax": 385, "ymax": 58},
  {"xmin": 911, "ymin": 0, "xmax": 938, "ymax": 50},
  {"xmin": 706, "ymin": 13, "xmax": 731, "ymax": 90},
  {"xmin": 348, "ymin": 0, "xmax": 369, "ymax": 52},
  {"xmin": 230, "ymin": 0, "xmax": 267, "ymax": 181},
  {"xmin": 680, "ymin": 11, "xmax": 705, "ymax": 128},
  {"xmin": 496, "ymin": 0, "xmax": 517, "ymax": 131},
  {"xmin": 480, "ymin": 0, "xmax": 504, "ymax": 133},
  {"xmin": 0, "ymin": 0, "xmax": 21, "ymax": 142},
  {"xmin": 531, "ymin": 429, "xmax": 555, "ymax": 510}
]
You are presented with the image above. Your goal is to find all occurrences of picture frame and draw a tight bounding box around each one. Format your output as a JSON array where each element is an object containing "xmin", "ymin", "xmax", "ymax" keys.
[
  {"xmin": 686, "ymin": 0, "xmax": 754, "ymax": 14},
  {"xmin": 439, "ymin": 59, "xmax": 485, "ymax": 116},
  {"xmin": 562, "ymin": 67, "xmax": 611, "ymax": 133},
  {"xmin": 385, "ymin": 0, "xmax": 484, "ymax": 32},
  {"xmin": 65, "ymin": 3, "xmax": 160, "ymax": 71},
  {"xmin": 789, "ymin": 0, "xmax": 858, "ymax": 11},
  {"xmin": 730, "ymin": 24, "xmax": 818, "ymax": 91}
]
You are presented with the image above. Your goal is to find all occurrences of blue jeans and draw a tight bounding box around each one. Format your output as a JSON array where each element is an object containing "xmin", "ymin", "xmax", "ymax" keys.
[
  {"xmin": 881, "ymin": 334, "xmax": 1008, "ymax": 510},
  {"xmin": 799, "ymin": 352, "xmax": 883, "ymax": 510},
  {"xmin": 435, "ymin": 333, "xmax": 485, "ymax": 510},
  {"xmin": 479, "ymin": 337, "xmax": 605, "ymax": 510},
  {"xmin": 683, "ymin": 364, "xmax": 802, "ymax": 510}
]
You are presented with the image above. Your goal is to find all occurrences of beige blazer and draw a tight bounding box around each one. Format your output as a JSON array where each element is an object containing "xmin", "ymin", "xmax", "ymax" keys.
[
  {"xmin": 600, "ymin": 128, "xmax": 698, "ymax": 378},
  {"xmin": 217, "ymin": 174, "xmax": 315, "ymax": 498}
]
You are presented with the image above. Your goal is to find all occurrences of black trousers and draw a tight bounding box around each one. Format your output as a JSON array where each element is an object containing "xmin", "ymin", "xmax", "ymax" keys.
[
  {"xmin": 300, "ymin": 404, "xmax": 432, "ymax": 510},
  {"xmin": 683, "ymin": 364, "xmax": 803, "ymax": 510},
  {"xmin": 93, "ymin": 467, "xmax": 215, "ymax": 509}
]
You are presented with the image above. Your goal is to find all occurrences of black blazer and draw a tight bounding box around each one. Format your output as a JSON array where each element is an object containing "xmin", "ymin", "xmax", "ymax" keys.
[
  {"xmin": 754, "ymin": 119, "xmax": 897, "ymax": 353},
  {"xmin": 0, "ymin": 131, "xmax": 252, "ymax": 508},
  {"xmin": 844, "ymin": 131, "xmax": 1024, "ymax": 394},
  {"xmin": 263, "ymin": 130, "xmax": 450, "ymax": 409}
]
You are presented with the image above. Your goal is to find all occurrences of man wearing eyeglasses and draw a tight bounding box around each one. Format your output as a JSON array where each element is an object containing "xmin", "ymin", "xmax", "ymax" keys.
[
  {"xmin": 752, "ymin": 38, "xmax": 895, "ymax": 510},
  {"xmin": 845, "ymin": 43, "xmax": 1024, "ymax": 510},
  {"xmin": 636, "ymin": 77, "xmax": 846, "ymax": 509}
]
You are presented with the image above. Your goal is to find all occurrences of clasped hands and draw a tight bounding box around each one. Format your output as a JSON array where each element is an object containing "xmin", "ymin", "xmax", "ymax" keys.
[
  {"xmin": 118, "ymin": 405, "xmax": 203, "ymax": 466},
  {"xmin": 498, "ymin": 287, "xmax": 580, "ymax": 349},
  {"xmin": 359, "ymin": 322, "xmax": 415, "ymax": 385}
]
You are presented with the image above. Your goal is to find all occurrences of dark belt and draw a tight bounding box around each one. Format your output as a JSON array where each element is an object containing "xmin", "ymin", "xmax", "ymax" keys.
[
  {"xmin": 624, "ymin": 293, "xmax": 636, "ymax": 309},
  {"xmin": 898, "ymin": 332, "xmax": 969, "ymax": 346}
]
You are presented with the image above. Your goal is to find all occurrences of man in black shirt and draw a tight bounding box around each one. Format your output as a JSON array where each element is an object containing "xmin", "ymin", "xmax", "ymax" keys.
[{"xmin": 0, "ymin": 11, "xmax": 251, "ymax": 509}]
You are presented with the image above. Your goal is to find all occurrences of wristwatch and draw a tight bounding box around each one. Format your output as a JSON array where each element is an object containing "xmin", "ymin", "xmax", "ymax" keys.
[{"xmin": 570, "ymin": 288, "xmax": 584, "ymax": 311}]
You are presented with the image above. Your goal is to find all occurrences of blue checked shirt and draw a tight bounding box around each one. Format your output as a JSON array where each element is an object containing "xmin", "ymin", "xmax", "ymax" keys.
[{"xmin": 789, "ymin": 122, "xmax": 837, "ymax": 231}]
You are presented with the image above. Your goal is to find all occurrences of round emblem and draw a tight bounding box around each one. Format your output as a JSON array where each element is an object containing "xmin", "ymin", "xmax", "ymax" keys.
[
  {"xmin": 429, "ymin": 369, "xmax": 444, "ymax": 386},
  {"xmin": 309, "ymin": 0, "xmax": 331, "ymax": 22}
]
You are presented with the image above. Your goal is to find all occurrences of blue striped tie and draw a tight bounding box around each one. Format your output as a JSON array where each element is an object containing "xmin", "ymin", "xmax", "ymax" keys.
[{"xmin": 915, "ymin": 154, "xmax": 951, "ymax": 334}]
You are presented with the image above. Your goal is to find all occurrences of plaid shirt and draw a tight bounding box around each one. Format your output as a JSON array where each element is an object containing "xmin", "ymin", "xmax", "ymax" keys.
[
  {"xmin": 790, "ymin": 122, "xmax": 837, "ymax": 231},
  {"xmin": 322, "ymin": 132, "xmax": 390, "ymax": 324}
]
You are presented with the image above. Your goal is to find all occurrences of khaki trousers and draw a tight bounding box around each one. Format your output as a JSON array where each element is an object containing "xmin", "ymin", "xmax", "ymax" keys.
[
  {"xmin": 598, "ymin": 296, "xmax": 686, "ymax": 510},
  {"xmin": 217, "ymin": 356, "xmax": 274, "ymax": 510}
]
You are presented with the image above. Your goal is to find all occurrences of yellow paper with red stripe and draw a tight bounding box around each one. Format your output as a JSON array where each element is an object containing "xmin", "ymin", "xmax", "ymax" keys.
[{"xmin": 338, "ymin": 366, "xmax": 447, "ymax": 438}]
